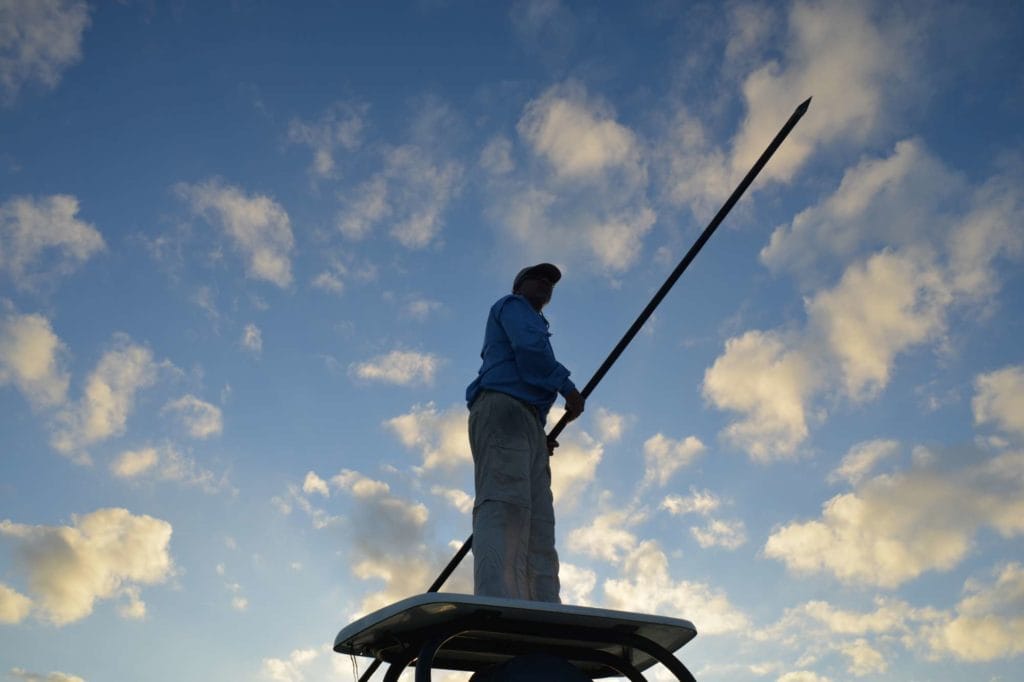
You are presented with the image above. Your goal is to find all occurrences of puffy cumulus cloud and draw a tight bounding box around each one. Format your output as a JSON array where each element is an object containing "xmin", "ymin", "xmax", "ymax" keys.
[
  {"xmin": 546, "ymin": 413, "xmax": 603, "ymax": 505},
  {"xmin": 0, "ymin": 582, "xmax": 32, "ymax": 623},
  {"xmin": 430, "ymin": 485, "xmax": 473, "ymax": 514},
  {"xmin": 176, "ymin": 179, "xmax": 295, "ymax": 287},
  {"xmin": 661, "ymin": 487, "xmax": 721, "ymax": 517},
  {"xmin": 109, "ymin": 444, "xmax": 229, "ymax": 494},
  {"xmin": 806, "ymin": 250, "xmax": 950, "ymax": 401},
  {"xmin": 765, "ymin": 450, "xmax": 1024, "ymax": 587},
  {"xmin": 761, "ymin": 139, "xmax": 961, "ymax": 283},
  {"xmin": 558, "ymin": 561, "xmax": 596, "ymax": 606},
  {"xmin": 241, "ymin": 323, "xmax": 262, "ymax": 354},
  {"xmin": 261, "ymin": 647, "xmax": 319, "ymax": 682},
  {"xmin": 691, "ymin": 519, "xmax": 747, "ymax": 550},
  {"xmin": 337, "ymin": 145, "xmax": 462, "ymax": 249},
  {"xmin": 603, "ymin": 540, "xmax": 749, "ymax": 635},
  {"xmin": 330, "ymin": 469, "xmax": 391, "ymax": 499},
  {"xmin": 519, "ymin": 81, "xmax": 638, "ymax": 181},
  {"xmin": 287, "ymin": 100, "xmax": 368, "ymax": 178},
  {"xmin": 730, "ymin": 0, "xmax": 916, "ymax": 185},
  {"xmin": 567, "ymin": 509, "xmax": 642, "ymax": 564},
  {"xmin": 162, "ymin": 394, "xmax": 223, "ymax": 439},
  {"xmin": 330, "ymin": 472, "xmax": 445, "ymax": 616},
  {"xmin": 838, "ymin": 638, "xmax": 887, "ymax": 676},
  {"xmin": 926, "ymin": 562, "xmax": 1024, "ymax": 662},
  {"xmin": 708, "ymin": 141, "xmax": 1023, "ymax": 457},
  {"xmin": 828, "ymin": 439, "xmax": 899, "ymax": 485},
  {"xmin": 973, "ymin": 365, "xmax": 1024, "ymax": 438},
  {"xmin": 0, "ymin": 309, "xmax": 69, "ymax": 408},
  {"xmin": 8, "ymin": 670, "xmax": 86, "ymax": 682},
  {"xmin": 0, "ymin": 0, "xmax": 90, "ymax": 104},
  {"xmin": 0, "ymin": 194, "xmax": 104, "ymax": 289},
  {"xmin": 642, "ymin": 433, "xmax": 704, "ymax": 487},
  {"xmin": 350, "ymin": 350, "xmax": 442, "ymax": 387},
  {"xmin": 385, "ymin": 402, "xmax": 470, "ymax": 470},
  {"xmin": 302, "ymin": 471, "xmax": 329, "ymax": 497},
  {"xmin": 0, "ymin": 508, "xmax": 173, "ymax": 625},
  {"xmin": 488, "ymin": 82, "xmax": 655, "ymax": 274},
  {"xmin": 703, "ymin": 329, "xmax": 822, "ymax": 461},
  {"xmin": 50, "ymin": 337, "xmax": 159, "ymax": 459}
]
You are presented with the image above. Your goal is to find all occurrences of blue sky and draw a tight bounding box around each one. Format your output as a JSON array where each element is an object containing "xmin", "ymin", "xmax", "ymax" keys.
[{"xmin": 1, "ymin": 1, "xmax": 1022, "ymax": 681}]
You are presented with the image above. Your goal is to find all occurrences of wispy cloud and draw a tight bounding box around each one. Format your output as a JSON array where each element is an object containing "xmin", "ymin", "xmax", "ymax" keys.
[
  {"xmin": 351, "ymin": 350, "xmax": 442, "ymax": 387},
  {"xmin": 50, "ymin": 335, "xmax": 160, "ymax": 462},
  {"xmin": 972, "ymin": 365, "xmax": 1024, "ymax": 439},
  {"xmin": 0, "ymin": 0, "xmax": 91, "ymax": 104},
  {"xmin": 0, "ymin": 195, "xmax": 104, "ymax": 290},
  {"xmin": 287, "ymin": 101, "xmax": 368, "ymax": 179},
  {"xmin": 177, "ymin": 179, "xmax": 295, "ymax": 287},
  {"xmin": 828, "ymin": 439, "xmax": 899, "ymax": 485},
  {"xmin": 241, "ymin": 323, "xmax": 262, "ymax": 354},
  {"xmin": 162, "ymin": 394, "xmax": 223, "ymax": 439}
]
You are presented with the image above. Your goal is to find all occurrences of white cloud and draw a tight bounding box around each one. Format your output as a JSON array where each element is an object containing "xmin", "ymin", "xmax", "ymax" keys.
[
  {"xmin": 546, "ymin": 412, "xmax": 603, "ymax": 505},
  {"xmin": 0, "ymin": 582, "xmax": 32, "ymax": 623},
  {"xmin": 287, "ymin": 101, "xmax": 367, "ymax": 178},
  {"xmin": 110, "ymin": 447, "xmax": 159, "ymax": 478},
  {"xmin": 925, "ymin": 562, "xmax": 1024, "ymax": 661},
  {"xmin": 430, "ymin": 486, "xmax": 473, "ymax": 514},
  {"xmin": 806, "ymin": 250, "xmax": 950, "ymax": 401},
  {"xmin": 9, "ymin": 669, "xmax": 86, "ymax": 682},
  {"xmin": 518, "ymin": 81, "xmax": 638, "ymax": 180},
  {"xmin": 404, "ymin": 297, "xmax": 441, "ymax": 321},
  {"xmin": 730, "ymin": 0, "xmax": 916, "ymax": 185},
  {"xmin": 593, "ymin": 407, "xmax": 628, "ymax": 443},
  {"xmin": 241, "ymin": 323, "xmax": 262, "ymax": 354},
  {"xmin": 828, "ymin": 439, "xmax": 899, "ymax": 485},
  {"xmin": 603, "ymin": 540, "xmax": 749, "ymax": 635},
  {"xmin": 350, "ymin": 350, "xmax": 441, "ymax": 387},
  {"xmin": 777, "ymin": 673, "xmax": 830, "ymax": 682},
  {"xmin": 385, "ymin": 402, "xmax": 470, "ymax": 469},
  {"xmin": 765, "ymin": 450, "xmax": 1024, "ymax": 587},
  {"xmin": 839, "ymin": 638, "xmax": 887, "ymax": 676},
  {"xmin": 177, "ymin": 180, "xmax": 295, "ymax": 287},
  {"xmin": 0, "ymin": 508, "xmax": 173, "ymax": 625},
  {"xmin": 691, "ymin": 519, "xmax": 747, "ymax": 550},
  {"xmin": 488, "ymin": 81, "xmax": 655, "ymax": 274},
  {"xmin": 642, "ymin": 433, "xmax": 704, "ymax": 487},
  {"xmin": 703, "ymin": 330, "xmax": 822, "ymax": 461},
  {"xmin": 0, "ymin": 194, "xmax": 104, "ymax": 289},
  {"xmin": 707, "ymin": 139, "xmax": 1023, "ymax": 458},
  {"xmin": 0, "ymin": 309, "xmax": 69, "ymax": 408},
  {"xmin": 558, "ymin": 561, "xmax": 596, "ymax": 606},
  {"xmin": 51, "ymin": 337, "xmax": 159, "ymax": 459},
  {"xmin": 661, "ymin": 488, "xmax": 721, "ymax": 517},
  {"xmin": 311, "ymin": 270, "xmax": 344, "ymax": 294},
  {"xmin": 162, "ymin": 394, "xmax": 223, "ymax": 439},
  {"xmin": 261, "ymin": 648, "xmax": 318, "ymax": 682},
  {"xmin": 302, "ymin": 471, "xmax": 329, "ymax": 497},
  {"xmin": 330, "ymin": 469, "xmax": 391, "ymax": 499},
  {"xmin": 567, "ymin": 509, "xmax": 641, "ymax": 564},
  {"xmin": 973, "ymin": 365, "xmax": 1024, "ymax": 438},
  {"xmin": 337, "ymin": 145, "xmax": 462, "ymax": 249},
  {"xmin": 0, "ymin": 0, "xmax": 90, "ymax": 104},
  {"xmin": 110, "ymin": 444, "xmax": 229, "ymax": 494}
]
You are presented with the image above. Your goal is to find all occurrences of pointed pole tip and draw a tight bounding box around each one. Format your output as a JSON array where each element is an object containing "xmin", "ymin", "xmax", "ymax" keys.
[{"xmin": 799, "ymin": 96, "xmax": 812, "ymax": 110}]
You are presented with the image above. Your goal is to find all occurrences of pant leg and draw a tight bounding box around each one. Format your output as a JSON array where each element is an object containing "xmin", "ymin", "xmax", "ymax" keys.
[
  {"xmin": 469, "ymin": 391, "xmax": 534, "ymax": 599},
  {"xmin": 527, "ymin": 424, "xmax": 561, "ymax": 603}
]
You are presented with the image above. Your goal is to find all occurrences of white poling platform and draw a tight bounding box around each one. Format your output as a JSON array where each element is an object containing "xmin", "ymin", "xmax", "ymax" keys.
[{"xmin": 334, "ymin": 593, "xmax": 698, "ymax": 681}]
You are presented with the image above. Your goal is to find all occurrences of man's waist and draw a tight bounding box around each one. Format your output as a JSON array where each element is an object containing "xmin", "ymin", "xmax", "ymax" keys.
[{"xmin": 475, "ymin": 389, "xmax": 546, "ymax": 423}]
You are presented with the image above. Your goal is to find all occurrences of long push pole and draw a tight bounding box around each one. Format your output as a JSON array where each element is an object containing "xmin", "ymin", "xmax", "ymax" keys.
[{"xmin": 357, "ymin": 97, "xmax": 809, "ymax": 680}]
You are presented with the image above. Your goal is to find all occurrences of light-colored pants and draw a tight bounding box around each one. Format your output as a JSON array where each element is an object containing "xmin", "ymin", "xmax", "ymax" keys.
[{"xmin": 469, "ymin": 390, "xmax": 560, "ymax": 603}]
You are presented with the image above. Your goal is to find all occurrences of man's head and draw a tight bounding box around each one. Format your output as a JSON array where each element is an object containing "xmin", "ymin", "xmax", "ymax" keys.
[{"xmin": 512, "ymin": 263, "xmax": 561, "ymax": 311}]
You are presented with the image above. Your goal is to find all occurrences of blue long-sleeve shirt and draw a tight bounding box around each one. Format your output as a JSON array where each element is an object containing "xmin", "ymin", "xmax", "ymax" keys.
[{"xmin": 466, "ymin": 294, "xmax": 576, "ymax": 421}]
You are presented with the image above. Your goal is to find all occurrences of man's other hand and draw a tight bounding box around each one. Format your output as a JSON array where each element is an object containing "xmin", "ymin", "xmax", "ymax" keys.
[{"xmin": 564, "ymin": 389, "xmax": 585, "ymax": 422}]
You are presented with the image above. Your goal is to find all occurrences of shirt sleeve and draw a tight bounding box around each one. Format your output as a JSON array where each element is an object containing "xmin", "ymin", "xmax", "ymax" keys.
[{"xmin": 497, "ymin": 297, "xmax": 575, "ymax": 396}]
